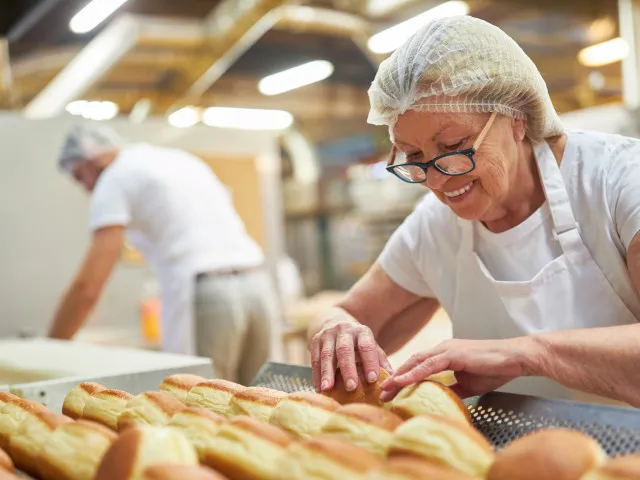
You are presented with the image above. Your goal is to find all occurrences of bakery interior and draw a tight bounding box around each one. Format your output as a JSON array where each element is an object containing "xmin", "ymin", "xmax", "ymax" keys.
[{"xmin": 0, "ymin": 0, "xmax": 639, "ymax": 479}]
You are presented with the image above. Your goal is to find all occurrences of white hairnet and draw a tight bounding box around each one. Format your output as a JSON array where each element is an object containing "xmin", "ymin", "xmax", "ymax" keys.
[
  {"xmin": 367, "ymin": 16, "xmax": 564, "ymax": 141},
  {"xmin": 57, "ymin": 123, "xmax": 124, "ymax": 172}
]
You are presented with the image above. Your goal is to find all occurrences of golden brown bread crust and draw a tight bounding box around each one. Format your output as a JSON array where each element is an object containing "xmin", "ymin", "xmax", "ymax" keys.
[
  {"xmin": 62, "ymin": 383, "xmax": 105, "ymax": 419},
  {"xmin": 38, "ymin": 419, "xmax": 117, "ymax": 480},
  {"xmin": 283, "ymin": 392, "xmax": 341, "ymax": 411},
  {"xmin": 82, "ymin": 388, "xmax": 134, "ymax": 430},
  {"xmin": 365, "ymin": 456, "xmax": 476, "ymax": 479},
  {"xmin": 0, "ymin": 447, "xmax": 13, "ymax": 472},
  {"xmin": 9, "ymin": 410, "xmax": 72, "ymax": 477},
  {"xmin": 166, "ymin": 407, "xmax": 227, "ymax": 463},
  {"xmin": 332, "ymin": 403, "xmax": 403, "ymax": 432},
  {"xmin": 0, "ymin": 397, "xmax": 47, "ymax": 451},
  {"xmin": 487, "ymin": 428, "xmax": 606, "ymax": 480},
  {"xmin": 118, "ymin": 391, "xmax": 186, "ymax": 431},
  {"xmin": 184, "ymin": 380, "xmax": 246, "ymax": 417},
  {"xmin": 232, "ymin": 387, "xmax": 286, "ymax": 407},
  {"xmin": 226, "ymin": 416, "xmax": 293, "ymax": 448},
  {"xmin": 389, "ymin": 380, "xmax": 471, "ymax": 423},
  {"xmin": 228, "ymin": 387, "xmax": 286, "ymax": 422},
  {"xmin": 195, "ymin": 380, "xmax": 245, "ymax": 395},
  {"xmin": 301, "ymin": 436, "xmax": 383, "ymax": 474},
  {"xmin": 581, "ymin": 455, "xmax": 640, "ymax": 479},
  {"xmin": 158, "ymin": 375, "xmax": 207, "ymax": 403},
  {"xmin": 172, "ymin": 406, "xmax": 226, "ymax": 425},
  {"xmin": 268, "ymin": 391, "xmax": 341, "ymax": 439},
  {"xmin": 142, "ymin": 464, "xmax": 229, "ymax": 480},
  {"xmin": 0, "ymin": 394, "xmax": 18, "ymax": 407},
  {"xmin": 322, "ymin": 367, "xmax": 390, "ymax": 407}
]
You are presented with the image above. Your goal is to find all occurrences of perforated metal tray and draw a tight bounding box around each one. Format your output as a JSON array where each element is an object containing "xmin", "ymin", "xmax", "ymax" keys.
[{"xmin": 251, "ymin": 362, "xmax": 640, "ymax": 455}]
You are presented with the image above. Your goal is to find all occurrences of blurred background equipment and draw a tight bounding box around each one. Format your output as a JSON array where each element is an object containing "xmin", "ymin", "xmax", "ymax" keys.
[{"xmin": 0, "ymin": 0, "xmax": 637, "ymax": 366}]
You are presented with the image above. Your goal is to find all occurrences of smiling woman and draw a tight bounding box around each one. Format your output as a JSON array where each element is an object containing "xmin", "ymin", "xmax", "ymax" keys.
[{"xmin": 307, "ymin": 15, "xmax": 640, "ymax": 408}]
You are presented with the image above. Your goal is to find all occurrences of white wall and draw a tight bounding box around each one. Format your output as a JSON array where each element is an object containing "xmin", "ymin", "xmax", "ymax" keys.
[{"xmin": 0, "ymin": 112, "xmax": 283, "ymax": 338}]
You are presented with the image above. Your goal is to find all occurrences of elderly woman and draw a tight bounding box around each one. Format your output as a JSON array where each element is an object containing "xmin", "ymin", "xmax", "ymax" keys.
[{"xmin": 307, "ymin": 16, "xmax": 640, "ymax": 406}]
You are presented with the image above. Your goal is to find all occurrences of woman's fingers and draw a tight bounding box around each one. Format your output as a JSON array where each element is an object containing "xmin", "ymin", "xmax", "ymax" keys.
[
  {"xmin": 377, "ymin": 346, "xmax": 395, "ymax": 376},
  {"xmin": 336, "ymin": 331, "xmax": 358, "ymax": 391},
  {"xmin": 356, "ymin": 328, "xmax": 381, "ymax": 383},
  {"xmin": 319, "ymin": 335, "xmax": 337, "ymax": 391},
  {"xmin": 310, "ymin": 337, "xmax": 322, "ymax": 392},
  {"xmin": 380, "ymin": 354, "xmax": 451, "ymax": 401}
]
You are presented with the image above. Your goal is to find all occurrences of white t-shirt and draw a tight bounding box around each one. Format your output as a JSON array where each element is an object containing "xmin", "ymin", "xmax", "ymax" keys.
[
  {"xmin": 379, "ymin": 130, "xmax": 640, "ymax": 318},
  {"xmin": 89, "ymin": 143, "xmax": 264, "ymax": 279}
]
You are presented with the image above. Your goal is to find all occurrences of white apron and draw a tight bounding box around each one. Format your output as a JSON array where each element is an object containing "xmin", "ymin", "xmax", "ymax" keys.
[
  {"xmin": 452, "ymin": 140, "xmax": 638, "ymax": 403},
  {"xmin": 158, "ymin": 264, "xmax": 197, "ymax": 356}
]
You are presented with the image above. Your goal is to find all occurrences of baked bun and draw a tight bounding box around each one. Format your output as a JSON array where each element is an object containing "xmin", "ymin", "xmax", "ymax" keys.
[
  {"xmin": 0, "ymin": 394, "xmax": 18, "ymax": 411},
  {"xmin": 95, "ymin": 426, "xmax": 198, "ymax": 480},
  {"xmin": 278, "ymin": 435, "xmax": 383, "ymax": 479},
  {"xmin": 581, "ymin": 455, "xmax": 640, "ymax": 480},
  {"xmin": 203, "ymin": 416, "xmax": 293, "ymax": 480},
  {"xmin": 389, "ymin": 413, "xmax": 494, "ymax": 477},
  {"xmin": 82, "ymin": 388, "xmax": 134, "ymax": 430},
  {"xmin": 322, "ymin": 366, "xmax": 390, "ymax": 407},
  {"xmin": 9, "ymin": 410, "xmax": 72, "ymax": 476},
  {"xmin": 167, "ymin": 407, "xmax": 227, "ymax": 462},
  {"xmin": 62, "ymin": 383, "xmax": 105, "ymax": 419},
  {"xmin": 487, "ymin": 428, "xmax": 606, "ymax": 480},
  {"xmin": 0, "ymin": 447, "xmax": 13, "ymax": 472},
  {"xmin": 269, "ymin": 391, "xmax": 340, "ymax": 439},
  {"xmin": 158, "ymin": 375, "xmax": 207, "ymax": 403},
  {"xmin": 142, "ymin": 464, "xmax": 228, "ymax": 480},
  {"xmin": 38, "ymin": 419, "xmax": 117, "ymax": 480},
  {"xmin": 364, "ymin": 456, "xmax": 476, "ymax": 480},
  {"xmin": 185, "ymin": 380, "xmax": 246, "ymax": 418},
  {"xmin": 0, "ymin": 397, "xmax": 46, "ymax": 451},
  {"xmin": 320, "ymin": 403, "xmax": 403, "ymax": 457},
  {"xmin": 227, "ymin": 387, "xmax": 286, "ymax": 422},
  {"xmin": 389, "ymin": 380, "xmax": 470, "ymax": 424},
  {"xmin": 118, "ymin": 391, "xmax": 185, "ymax": 431}
]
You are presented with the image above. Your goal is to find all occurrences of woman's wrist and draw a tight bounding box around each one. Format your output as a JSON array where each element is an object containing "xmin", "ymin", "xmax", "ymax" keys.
[{"xmin": 514, "ymin": 334, "xmax": 549, "ymax": 377}]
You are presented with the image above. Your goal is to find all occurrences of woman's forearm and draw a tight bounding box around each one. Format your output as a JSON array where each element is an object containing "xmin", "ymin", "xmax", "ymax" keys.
[
  {"xmin": 377, "ymin": 298, "xmax": 441, "ymax": 354},
  {"xmin": 529, "ymin": 324, "xmax": 640, "ymax": 406}
]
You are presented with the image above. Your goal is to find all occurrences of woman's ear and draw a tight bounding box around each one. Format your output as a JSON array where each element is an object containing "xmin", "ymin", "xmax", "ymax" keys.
[{"xmin": 511, "ymin": 117, "xmax": 527, "ymax": 142}]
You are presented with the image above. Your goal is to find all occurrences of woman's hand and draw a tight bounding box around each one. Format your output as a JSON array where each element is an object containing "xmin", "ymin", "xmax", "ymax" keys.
[
  {"xmin": 310, "ymin": 307, "xmax": 394, "ymax": 393},
  {"xmin": 379, "ymin": 336, "xmax": 541, "ymax": 401}
]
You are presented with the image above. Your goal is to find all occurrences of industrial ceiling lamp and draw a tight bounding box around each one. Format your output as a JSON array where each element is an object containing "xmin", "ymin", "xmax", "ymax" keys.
[
  {"xmin": 167, "ymin": 107, "xmax": 200, "ymax": 129},
  {"xmin": 65, "ymin": 100, "xmax": 119, "ymax": 120},
  {"xmin": 258, "ymin": 60, "xmax": 334, "ymax": 96},
  {"xmin": 203, "ymin": 107, "xmax": 294, "ymax": 131},
  {"xmin": 70, "ymin": 0, "xmax": 130, "ymax": 34},
  {"xmin": 367, "ymin": 0, "xmax": 469, "ymax": 54},
  {"xmin": 578, "ymin": 37, "xmax": 630, "ymax": 67}
]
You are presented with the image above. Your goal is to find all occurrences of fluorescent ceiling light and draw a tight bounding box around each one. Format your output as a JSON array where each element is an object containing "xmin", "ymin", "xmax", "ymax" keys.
[
  {"xmin": 203, "ymin": 107, "xmax": 294, "ymax": 130},
  {"xmin": 367, "ymin": 1, "xmax": 469, "ymax": 54},
  {"xmin": 168, "ymin": 107, "xmax": 200, "ymax": 129},
  {"xmin": 258, "ymin": 60, "xmax": 334, "ymax": 96},
  {"xmin": 578, "ymin": 37, "xmax": 629, "ymax": 67},
  {"xmin": 70, "ymin": 0, "xmax": 130, "ymax": 34},
  {"xmin": 65, "ymin": 100, "xmax": 119, "ymax": 120}
]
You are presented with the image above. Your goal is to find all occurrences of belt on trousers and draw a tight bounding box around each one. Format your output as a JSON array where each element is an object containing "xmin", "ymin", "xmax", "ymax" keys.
[{"xmin": 195, "ymin": 265, "xmax": 264, "ymax": 281}]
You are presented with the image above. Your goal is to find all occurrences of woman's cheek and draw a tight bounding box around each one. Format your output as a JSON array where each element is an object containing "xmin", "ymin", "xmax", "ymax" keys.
[{"xmin": 477, "ymin": 157, "xmax": 509, "ymax": 199}]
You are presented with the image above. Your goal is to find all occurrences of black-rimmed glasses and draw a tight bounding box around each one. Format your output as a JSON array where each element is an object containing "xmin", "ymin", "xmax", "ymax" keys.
[{"xmin": 386, "ymin": 111, "xmax": 497, "ymax": 184}]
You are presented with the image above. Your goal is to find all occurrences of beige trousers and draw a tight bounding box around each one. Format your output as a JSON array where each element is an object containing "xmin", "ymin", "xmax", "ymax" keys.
[{"xmin": 194, "ymin": 269, "xmax": 284, "ymax": 386}]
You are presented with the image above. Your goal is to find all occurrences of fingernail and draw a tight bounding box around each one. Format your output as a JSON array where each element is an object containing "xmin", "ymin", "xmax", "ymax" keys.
[
  {"xmin": 367, "ymin": 371, "xmax": 377, "ymax": 383},
  {"xmin": 321, "ymin": 380, "xmax": 329, "ymax": 391},
  {"xmin": 346, "ymin": 379, "xmax": 356, "ymax": 391}
]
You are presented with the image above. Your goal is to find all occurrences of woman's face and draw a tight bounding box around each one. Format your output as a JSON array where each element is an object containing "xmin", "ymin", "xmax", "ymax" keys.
[{"xmin": 392, "ymin": 110, "xmax": 527, "ymax": 221}]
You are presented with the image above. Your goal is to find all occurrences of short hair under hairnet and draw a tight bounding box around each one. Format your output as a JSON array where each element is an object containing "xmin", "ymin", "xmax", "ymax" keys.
[
  {"xmin": 367, "ymin": 16, "xmax": 564, "ymax": 142},
  {"xmin": 57, "ymin": 123, "xmax": 124, "ymax": 172}
]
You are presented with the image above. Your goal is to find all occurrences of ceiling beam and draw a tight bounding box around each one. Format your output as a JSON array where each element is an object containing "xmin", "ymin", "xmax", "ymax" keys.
[{"xmin": 0, "ymin": 38, "xmax": 14, "ymax": 108}]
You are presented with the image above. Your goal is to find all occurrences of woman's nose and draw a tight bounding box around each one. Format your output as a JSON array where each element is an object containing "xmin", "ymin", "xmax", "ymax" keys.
[{"xmin": 425, "ymin": 167, "xmax": 448, "ymax": 190}]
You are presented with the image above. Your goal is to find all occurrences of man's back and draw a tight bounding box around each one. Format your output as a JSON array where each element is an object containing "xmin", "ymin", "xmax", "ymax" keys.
[{"xmin": 89, "ymin": 143, "xmax": 264, "ymax": 276}]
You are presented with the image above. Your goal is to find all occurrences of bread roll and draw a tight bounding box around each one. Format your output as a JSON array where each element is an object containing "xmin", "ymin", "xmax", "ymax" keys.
[
  {"xmin": 203, "ymin": 416, "xmax": 293, "ymax": 480},
  {"xmin": 38, "ymin": 419, "xmax": 117, "ymax": 480},
  {"xmin": 389, "ymin": 380, "xmax": 470, "ymax": 424},
  {"xmin": 0, "ymin": 395, "xmax": 18, "ymax": 412},
  {"xmin": 0, "ymin": 397, "xmax": 46, "ymax": 451},
  {"xmin": 9, "ymin": 410, "xmax": 72, "ymax": 476},
  {"xmin": 581, "ymin": 455, "xmax": 640, "ymax": 480},
  {"xmin": 389, "ymin": 413, "xmax": 494, "ymax": 477},
  {"xmin": 158, "ymin": 375, "xmax": 207, "ymax": 403},
  {"xmin": 227, "ymin": 387, "xmax": 286, "ymax": 422},
  {"xmin": 185, "ymin": 380, "xmax": 246, "ymax": 418},
  {"xmin": 487, "ymin": 428, "xmax": 606, "ymax": 480},
  {"xmin": 142, "ymin": 464, "xmax": 229, "ymax": 480},
  {"xmin": 95, "ymin": 426, "xmax": 199, "ymax": 480},
  {"xmin": 320, "ymin": 403, "xmax": 403, "ymax": 457},
  {"xmin": 322, "ymin": 367, "xmax": 390, "ymax": 407},
  {"xmin": 167, "ymin": 407, "xmax": 226, "ymax": 462},
  {"xmin": 269, "ymin": 391, "xmax": 340, "ymax": 439},
  {"xmin": 118, "ymin": 391, "xmax": 185, "ymax": 431},
  {"xmin": 82, "ymin": 388, "xmax": 134, "ymax": 430},
  {"xmin": 62, "ymin": 383, "xmax": 105, "ymax": 419},
  {"xmin": 277, "ymin": 435, "xmax": 383, "ymax": 480},
  {"xmin": 364, "ymin": 456, "xmax": 476, "ymax": 480},
  {"xmin": 0, "ymin": 447, "xmax": 13, "ymax": 472}
]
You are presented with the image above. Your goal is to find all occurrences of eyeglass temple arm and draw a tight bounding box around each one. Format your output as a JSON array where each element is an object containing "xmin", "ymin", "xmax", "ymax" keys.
[
  {"xmin": 472, "ymin": 111, "xmax": 498, "ymax": 151},
  {"xmin": 387, "ymin": 145, "xmax": 397, "ymax": 166}
]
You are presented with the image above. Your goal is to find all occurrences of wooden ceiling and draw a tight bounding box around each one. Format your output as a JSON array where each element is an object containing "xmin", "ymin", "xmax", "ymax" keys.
[{"xmin": 0, "ymin": 0, "xmax": 624, "ymax": 142}]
